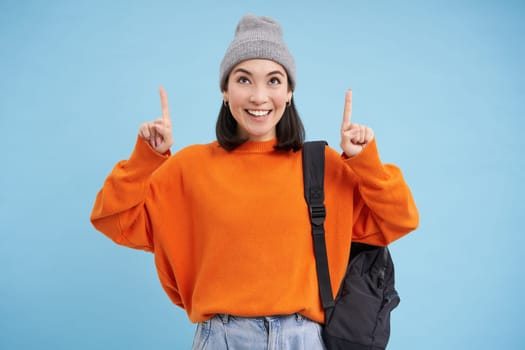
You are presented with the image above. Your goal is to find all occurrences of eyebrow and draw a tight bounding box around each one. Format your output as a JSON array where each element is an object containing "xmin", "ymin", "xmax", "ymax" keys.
[{"xmin": 232, "ymin": 68, "xmax": 286, "ymax": 77}]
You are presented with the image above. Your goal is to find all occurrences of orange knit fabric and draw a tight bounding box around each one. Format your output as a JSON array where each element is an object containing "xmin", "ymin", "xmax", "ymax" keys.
[{"xmin": 90, "ymin": 137, "xmax": 418, "ymax": 323}]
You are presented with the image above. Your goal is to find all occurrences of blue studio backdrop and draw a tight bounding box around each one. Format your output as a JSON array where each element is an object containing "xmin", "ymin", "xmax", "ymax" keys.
[{"xmin": 1, "ymin": 0, "xmax": 524, "ymax": 349}]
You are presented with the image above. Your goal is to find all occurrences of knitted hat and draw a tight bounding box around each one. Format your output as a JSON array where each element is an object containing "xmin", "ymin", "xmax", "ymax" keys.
[{"xmin": 219, "ymin": 14, "xmax": 296, "ymax": 91}]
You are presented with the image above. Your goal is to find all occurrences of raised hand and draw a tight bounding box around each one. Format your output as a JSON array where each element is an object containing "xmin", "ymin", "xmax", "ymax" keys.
[
  {"xmin": 138, "ymin": 86, "xmax": 174, "ymax": 154},
  {"xmin": 340, "ymin": 89, "xmax": 374, "ymax": 158}
]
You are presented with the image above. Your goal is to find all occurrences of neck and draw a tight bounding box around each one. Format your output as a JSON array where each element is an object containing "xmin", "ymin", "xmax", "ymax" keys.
[{"xmin": 233, "ymin": 138, "xmax": 278, "ymax": 153}]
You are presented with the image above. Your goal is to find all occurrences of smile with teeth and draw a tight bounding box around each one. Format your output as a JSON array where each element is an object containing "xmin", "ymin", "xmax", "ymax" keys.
[{"xmin": 247, "ymin": 109, "xmax": 271, "ymax": 117}]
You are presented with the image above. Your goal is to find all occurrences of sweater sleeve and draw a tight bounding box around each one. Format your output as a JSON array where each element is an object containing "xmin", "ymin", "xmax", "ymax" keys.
[
  {"xmin": 90, "ymin": 137, "xmax": 171, "ymax": 251},
  {"xmin": 345, "ymin": 139, "xmax": 419, "ymax": 246}
]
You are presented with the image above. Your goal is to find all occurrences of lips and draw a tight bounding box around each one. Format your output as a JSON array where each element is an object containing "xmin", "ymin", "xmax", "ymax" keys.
[{"xmin": 246, "ymin": 109, "xmax": 271, "ymax": 117}]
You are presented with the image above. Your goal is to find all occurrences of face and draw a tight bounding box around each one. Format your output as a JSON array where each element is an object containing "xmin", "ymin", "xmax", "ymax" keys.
[{"xmin": 223, "ymin": 59, "xmax": 293, "ymax": 142}]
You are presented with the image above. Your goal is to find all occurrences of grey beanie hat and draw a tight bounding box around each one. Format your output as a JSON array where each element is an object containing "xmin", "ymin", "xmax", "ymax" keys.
[{"xmin": 219, "ymin": 14, "xmax": 296, "ymax": 91}]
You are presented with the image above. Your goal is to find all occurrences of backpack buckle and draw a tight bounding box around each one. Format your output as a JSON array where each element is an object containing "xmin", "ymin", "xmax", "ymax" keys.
[{"xmin": 309, "ymin": 204, "xmax": 326, "ymax": 227}]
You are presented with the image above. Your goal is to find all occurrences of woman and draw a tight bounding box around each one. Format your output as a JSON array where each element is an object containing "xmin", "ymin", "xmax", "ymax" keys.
[{"xmin": 90, "ymin": 14, "xmax": 419, "ymax": 349}]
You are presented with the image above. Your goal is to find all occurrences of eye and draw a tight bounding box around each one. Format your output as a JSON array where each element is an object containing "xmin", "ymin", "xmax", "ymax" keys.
[
  {"xmin": 237, "ymin": 76, "xmax": 251, "ymax": 84},
  {"xmin": 268, "ymin": 77, "xmax": 281, "ymax": 85}
]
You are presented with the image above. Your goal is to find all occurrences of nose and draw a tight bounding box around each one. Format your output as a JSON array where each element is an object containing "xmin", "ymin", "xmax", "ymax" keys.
[{"xmin": 249, "ymin": 87, "xmax": 268, "ymax": 104}]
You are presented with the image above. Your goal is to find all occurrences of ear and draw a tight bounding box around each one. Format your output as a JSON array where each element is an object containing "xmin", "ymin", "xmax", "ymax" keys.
[
  {"xmin": 222, "ymin": 90, "xmax": 228, "ymax": 103},
  {"xmin": 287, "ymin": 90, "xmax": 293, "ymax": 103}
]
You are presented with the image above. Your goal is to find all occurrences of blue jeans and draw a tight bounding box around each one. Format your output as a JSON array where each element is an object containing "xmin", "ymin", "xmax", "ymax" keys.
[{"xmin": 192, "ymin": 314, "xmax": 326, "ymax": 350}]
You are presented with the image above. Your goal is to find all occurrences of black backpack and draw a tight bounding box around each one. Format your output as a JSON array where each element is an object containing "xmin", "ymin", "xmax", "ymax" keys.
[{"xmin": 302, "ymin": 141, "xmax": 400, "ymax": 350}]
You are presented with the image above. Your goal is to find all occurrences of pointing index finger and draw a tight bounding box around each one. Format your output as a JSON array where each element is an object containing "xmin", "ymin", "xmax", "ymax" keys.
[
  {"xmin": 159, "ymin": 86, "xmax": 171, "ymax": 122},
  {"xmin": 342, "ymin": 89, "xmax": 352, "ymax": 127}
]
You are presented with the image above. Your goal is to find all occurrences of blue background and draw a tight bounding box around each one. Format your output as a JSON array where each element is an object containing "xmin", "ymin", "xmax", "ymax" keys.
[{"xmin": 1, "ymin": 0, "xmax": 524, "ymax": 349}]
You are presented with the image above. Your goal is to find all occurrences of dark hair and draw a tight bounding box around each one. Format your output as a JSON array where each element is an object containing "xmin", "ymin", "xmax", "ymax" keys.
[{"xmin": 215, "ymin": 98, "xmax": 305, "ymax": 152}]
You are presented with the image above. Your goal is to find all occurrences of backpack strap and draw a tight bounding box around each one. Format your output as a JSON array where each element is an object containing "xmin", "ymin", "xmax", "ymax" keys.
[{"xmin": 302, "ymin": 141, "xmax": 335, "ymax": 321}]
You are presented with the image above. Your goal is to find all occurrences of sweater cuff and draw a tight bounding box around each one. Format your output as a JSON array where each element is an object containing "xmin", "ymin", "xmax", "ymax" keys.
[
  {"xmin": 124, "ymin": 137, "xmax": 171, "ymax": 175},
  {"xmin": 343, "ymin": 139, "xmax": 387, "ymax": 179}
]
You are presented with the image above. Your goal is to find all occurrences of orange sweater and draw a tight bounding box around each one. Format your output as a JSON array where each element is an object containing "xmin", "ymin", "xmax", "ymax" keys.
[{"xmin": 90, "ymin": 137, "xmax": 418, "ymax": 323}]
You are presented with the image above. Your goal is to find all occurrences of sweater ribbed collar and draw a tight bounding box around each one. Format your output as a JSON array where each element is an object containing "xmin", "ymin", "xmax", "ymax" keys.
[{"xmin": 233, "ymin": 138, "xmax": 278, "ymax": 153}]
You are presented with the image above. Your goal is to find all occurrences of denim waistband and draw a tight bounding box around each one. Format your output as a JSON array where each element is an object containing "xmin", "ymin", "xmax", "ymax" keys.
[{"xmin": 216, "ymin": 313, "xmax": 305, "ymax": 324}]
